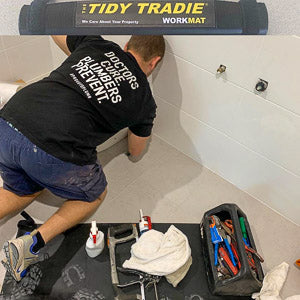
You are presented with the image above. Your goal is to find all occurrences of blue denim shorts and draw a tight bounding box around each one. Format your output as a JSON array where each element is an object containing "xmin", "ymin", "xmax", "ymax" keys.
[{"xmin": 0, "ymin": 118, "xmax": 107, "ymax": 202}]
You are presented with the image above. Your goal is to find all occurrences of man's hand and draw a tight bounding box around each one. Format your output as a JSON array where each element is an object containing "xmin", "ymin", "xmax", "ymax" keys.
[
  {"xmin": 128, "ymin": 129, "xmax": 150, "ymax": 157},
  {"xmin": 51, "ymin": 36, "xmax": 71, "ymax": 56}
]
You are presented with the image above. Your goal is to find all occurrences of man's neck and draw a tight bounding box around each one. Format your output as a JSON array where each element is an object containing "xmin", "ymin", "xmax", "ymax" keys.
[{"xmin": 127, "ymin": 50, "xmax": 148, "ymax": 76}]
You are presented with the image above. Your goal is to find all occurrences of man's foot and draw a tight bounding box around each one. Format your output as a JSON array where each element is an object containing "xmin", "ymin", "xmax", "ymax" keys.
[{"xmin": 2, "ymin": 230, "xmax": 40, "ymax": 281}]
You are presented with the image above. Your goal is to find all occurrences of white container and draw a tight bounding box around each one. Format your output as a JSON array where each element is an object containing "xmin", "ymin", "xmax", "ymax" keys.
[
  {"xmin": 85, "ymin": 221, "xmax": 104, "ymax": 258},
  {"xmin": 0, "ymin": 82, "xmax": 24, "ymax": 109},
  {"xmin": 138, "ymin": 209, "xmax": 152, "ymax": 236}
]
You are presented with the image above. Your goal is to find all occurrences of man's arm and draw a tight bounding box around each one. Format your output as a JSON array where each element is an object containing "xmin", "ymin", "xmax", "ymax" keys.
[
  {"xmin": 128, "ymin": 129, "xmax": 150, "ymax": 157},
  {"xmin": 51, "ymin": 36, "xmax": 71, "ymax": 56}
]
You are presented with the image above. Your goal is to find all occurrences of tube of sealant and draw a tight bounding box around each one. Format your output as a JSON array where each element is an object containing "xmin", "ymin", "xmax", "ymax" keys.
[{"xmin": 138, "ymin": 209, "xmax": 152, "ymax": 236}]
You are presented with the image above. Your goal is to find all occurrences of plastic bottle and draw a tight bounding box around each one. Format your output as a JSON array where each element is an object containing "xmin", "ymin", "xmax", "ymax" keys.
[
  {"xmin": 85, "ymin": 221, "xmax": 104, "ymax": 258},
  {"xmin": 138, "ymin": 209, "xmax": 152, "ymax": 235}
]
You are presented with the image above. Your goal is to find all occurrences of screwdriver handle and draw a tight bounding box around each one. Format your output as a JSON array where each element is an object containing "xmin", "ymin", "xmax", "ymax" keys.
[
  {"xmin": 224, "ymin": 238, "xmax": 236, "ymax": 267},
  {"xmin": 214, "ymin": 243, "xmax": 219, "ymax": 266}
]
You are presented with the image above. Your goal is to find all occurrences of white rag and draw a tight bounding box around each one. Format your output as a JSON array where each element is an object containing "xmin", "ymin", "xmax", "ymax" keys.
[
  {"xmin": 123, "ymin": 225, "xmax": 191, "ymax": 276},
  {"xmin": 252, "ymin": 262, "xmax": 300, "ymax": 300},
  {"xmin": 0, "ymin": 82, "xmax": 20, "ymax": 109}
]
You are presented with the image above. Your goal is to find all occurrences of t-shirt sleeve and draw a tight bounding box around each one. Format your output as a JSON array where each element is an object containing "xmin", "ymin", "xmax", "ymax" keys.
[
  {"xmin": 66, "ymin": 36, "xmax": 104, "ymax": 53},
  {"xmin": 129, "ymin": 104, "xmax": 157, "ymax": 137}
]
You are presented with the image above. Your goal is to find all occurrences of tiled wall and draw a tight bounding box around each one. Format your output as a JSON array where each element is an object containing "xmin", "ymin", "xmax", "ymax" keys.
[
  {"xmin": 1, "ymin": 35, "xmax": 299, "ymax": 225},
  {"xmin": 0, "ymin": 36, "xmax": 56, "ymax": 83},
  {"xmin": 0, "ymin": 36, "xmax": 129, "ymax": 83},
  {"xmin": 152, "ymin": 36, "xmax": 300, "ymax": 225}
]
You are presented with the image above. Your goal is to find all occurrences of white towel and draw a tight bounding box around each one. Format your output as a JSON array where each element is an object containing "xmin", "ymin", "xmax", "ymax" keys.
[
  {"xmin": 123, "ymin": 225, "xmax": 191, "ymax": 276},
  {"xmin": 0, "ymin": 82, "xmax": 20, "ymax": 109},
  {"xmin": 252, "ymin": 262, "xmax": 300, "ymax": 300}
]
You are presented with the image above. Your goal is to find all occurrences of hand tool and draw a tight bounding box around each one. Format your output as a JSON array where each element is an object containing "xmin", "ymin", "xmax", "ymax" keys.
[
  {"xmin": 221, "ymin": 220, "xmax": 236, "ymax": 242},
  {"xmin": 108, "ymin": 224, "xmax": 142, "ymax": 300},
  {"xmin": 221, "ymin": 220, "xmax": 241, "ymax": 269},
  {"xmin": 217, "ymin": 257, "xmax": 231, "ymax": 277},
  {"xmin": 244, "ymin": 244, "xmax": 264, "ymax": 263},
  {"xmin": 117, "ymin": 268, "xmax": 161, "ymax": 300},
  {"xmin": 220, "ymin": 257, "xmax": 235, "ymax": 277},
  {"xmin": 230, "ymin": 243, "xmax": 241, "ymax": 269},
  {"xmin": 239, "ymin": 217, "xmax": 250, "ymax": 246},
  {"xmin": 209, "ymin": 216, "xmax": 223, "ymax": 266},
  {"xmin": 242, "ymin": 241, "xmax": 264, "ymax": 277},
  {"xmin": 218, "ymin": 247, "xmax": 238, "ymax": 276},
  {"xmin": 246, "ymin": 251, "xmax": 256, "ymax": 271},
  {"xmin": 214, "ymin": 216, "xmax": 236, "ymax": 267}
]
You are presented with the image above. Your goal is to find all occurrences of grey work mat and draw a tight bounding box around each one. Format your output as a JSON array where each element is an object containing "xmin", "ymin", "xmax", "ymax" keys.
[{"xmin": 0, "ymin": 224, "xmax": 251, "ymax": 300}]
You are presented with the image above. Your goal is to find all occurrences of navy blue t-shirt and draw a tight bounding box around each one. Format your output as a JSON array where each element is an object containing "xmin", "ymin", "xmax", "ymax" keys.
[{"xmin": 0, "ymin": 36, "xmax": 156, "ymax": 165}]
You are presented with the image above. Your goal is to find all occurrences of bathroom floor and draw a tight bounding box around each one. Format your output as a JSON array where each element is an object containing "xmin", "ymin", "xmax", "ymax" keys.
[{"xmin": 0, "ymin": 135, "xmax": 299, "ymax": 298}]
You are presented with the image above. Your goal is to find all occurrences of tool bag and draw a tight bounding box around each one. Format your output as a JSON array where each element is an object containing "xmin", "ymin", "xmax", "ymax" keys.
[
  {"xmin": 19, "ymin": 0, "xmax": 268, "ymax": 35},
  {"xmin": 200, "ymin": 203, "xmax": 264, "ymax": 296}
]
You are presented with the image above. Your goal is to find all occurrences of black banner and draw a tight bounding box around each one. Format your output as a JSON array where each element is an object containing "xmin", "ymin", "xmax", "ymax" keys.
[{"xmin": 75, "ymin": 0, "xmax": 216, "ymax": 28}]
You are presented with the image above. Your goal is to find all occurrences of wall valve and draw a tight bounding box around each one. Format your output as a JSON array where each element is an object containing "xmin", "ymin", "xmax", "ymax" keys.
[
  {"xmin": 255, "ymin": 79, "xmax": 268, "ymax": 92},
  {"xmin": 217, "ymin": 65, "xmax": 227, "ymax": 74}
]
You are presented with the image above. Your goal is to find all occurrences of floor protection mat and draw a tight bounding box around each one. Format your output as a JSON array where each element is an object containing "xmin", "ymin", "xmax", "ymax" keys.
[{"xmin": 0, "ymin": 223, "xmax": 251, "ymax": 300}]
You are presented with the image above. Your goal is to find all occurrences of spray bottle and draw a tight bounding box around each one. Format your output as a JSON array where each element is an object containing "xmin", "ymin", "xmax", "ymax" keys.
[
  {"xmin": 138, "ymin": 209, "xmax": 152, "ymax": 236},
  {"xmin": 85, "ymin": 221, "xmax": 104, "ymax": 258}
]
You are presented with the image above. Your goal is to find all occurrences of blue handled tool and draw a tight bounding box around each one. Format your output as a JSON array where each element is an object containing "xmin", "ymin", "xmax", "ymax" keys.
[
  {"xmin": 215, "ymin": 217, "xmax": 237, "ymax": 267},
  {"xmin": 209, "ymin": 216, "xmax": 223, "ymax": 266}
]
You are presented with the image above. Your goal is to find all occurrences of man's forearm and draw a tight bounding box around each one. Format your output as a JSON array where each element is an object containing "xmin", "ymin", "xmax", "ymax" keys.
[
  {"xmin": 128, "ymin": 129, "xmax": 150, "ymax": 157},
  {"xmin": 51, "ymin": 36, "xmax": 71, "ymax": 56}
]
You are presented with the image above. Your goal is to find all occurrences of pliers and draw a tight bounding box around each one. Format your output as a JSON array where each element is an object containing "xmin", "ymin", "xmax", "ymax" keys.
[
  {"xmin": 244, "ymin": 244, "xmax": 264, "ymax": 263},
  {"xmin": 215, "ymin": 217, "xmax": 237, "ymax": 267},
  {"xmin": 117, "ymin": 267, "xmax": 161, "ymax": 300},
  {"xmin": 209, "ymin": 216, "xmax": 223, "ymax": 266}
]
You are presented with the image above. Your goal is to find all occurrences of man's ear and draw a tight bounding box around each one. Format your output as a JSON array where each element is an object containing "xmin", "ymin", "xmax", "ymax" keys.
[
  {"xmin": 124, "ymin": 42, "xmax": 129, "ymax": 52},
  {"xmin": 149, "ymin": 56, "xmax": 161, "ymax": 71}
]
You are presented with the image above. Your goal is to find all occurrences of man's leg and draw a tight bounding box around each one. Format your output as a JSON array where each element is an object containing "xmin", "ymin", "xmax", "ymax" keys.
[
  {"xmin": 2, "ymin": 187, "xmax": 107, "ymax": 281},
  {"xmin": 0, "ymin": 187, "xmax": 42, "ymax": 220},
  {"xmin": 38, "ymin": 187, "xmax": 107, "ymax": 243}
]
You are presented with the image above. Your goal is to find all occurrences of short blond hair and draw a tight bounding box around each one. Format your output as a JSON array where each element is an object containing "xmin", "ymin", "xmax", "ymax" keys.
[{"xmin": 127, "ymin": 35, "xmax": 165, "ymax": 62}]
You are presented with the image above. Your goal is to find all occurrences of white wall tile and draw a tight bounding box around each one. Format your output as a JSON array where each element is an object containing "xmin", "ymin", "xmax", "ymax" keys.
[
  {"xmin": 153, "ymin": 51, "xmax": 300, "ymax": 176},
  {"xmin": 103, "ymin": 35, "xmax": 130, "ymax": 48},
  {"xmin": 6, "ymin": 38, "xmax": 54, "ymax": 82},
  {"xmin": 0, "ymin": 37, "xmax": 4, "ymax": 51},
  {"xmin": 154, "ymin": 97, "xmax": 300, "ymax": 225},
  {"xmin": 164, "ymin": 36, "xmax": 264, "ymax": 92},
  {"xmin": 48, "ymin": 35, "xmax": 130, "ymax": 70},
  {"xmin": 1, "ymin": 36, "xmax": 41, "ymax": 49},
  {"xmin": 164, "ymin": 36, "xmax": 300, "ymax": 115},
  {"xmin": 49, "ymin": 37, "xmax": 68, "ymax": 69},
  {"xmin": 0, "ymin": 52, "xmax": 13, "ymax": 82},
  {"xmin": 252, "ymin": 36, "xmax": 300, "ymax": 115}
]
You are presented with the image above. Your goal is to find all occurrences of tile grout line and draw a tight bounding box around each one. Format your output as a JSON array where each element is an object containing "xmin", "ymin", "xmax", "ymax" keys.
[
  {"xmin": 103, "ymin": 146, "xmax": 173, "ymax": 203},
  {"xmin": 165, "ymin": 49, "xmax": 300, "ymax": 118},
  {"xmin": 2, "ymin": 49, "xmax": 14, "ymax": 81},
  {"xmin": 155, "ymin": 95, "xmax": 300, "ymax": 179},
  {"xmin": 106, "ymin": 136, "xmax": 184, "ymax": 205},
  {"xmin": 0, "ymin": 36, "xmax": 45, "ymax": 52},
  {"xmin": 26, "ymin": 72, "xmax": 51, "ymax": 84},
  {"xmin": 152, "ymin": 134, "xmax": 299, "ymax": 227}
]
